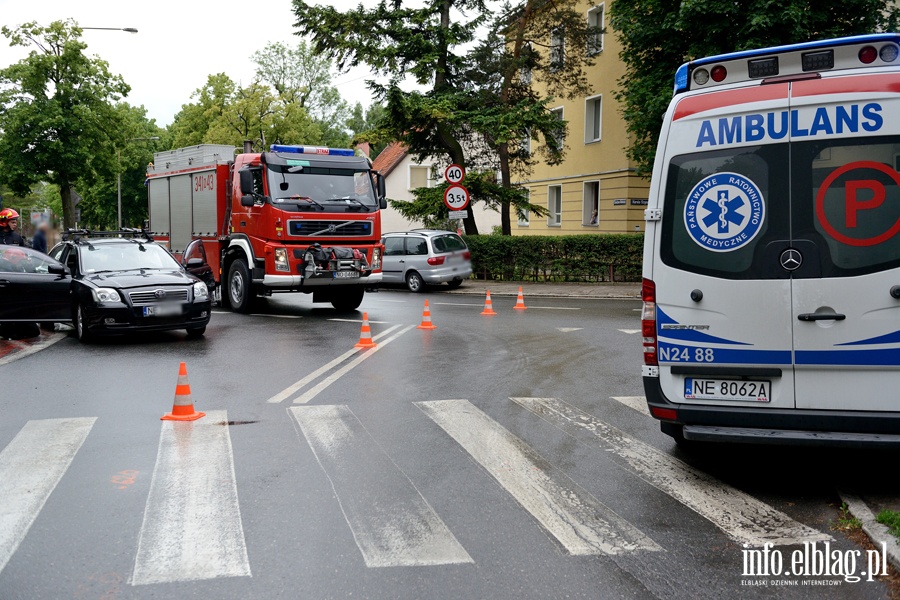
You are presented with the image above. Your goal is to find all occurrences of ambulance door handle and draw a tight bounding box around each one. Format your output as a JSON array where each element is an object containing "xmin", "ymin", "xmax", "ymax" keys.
[{"xmin": 797, "ymin": 312, "xmax": 845, "ymax": 321}]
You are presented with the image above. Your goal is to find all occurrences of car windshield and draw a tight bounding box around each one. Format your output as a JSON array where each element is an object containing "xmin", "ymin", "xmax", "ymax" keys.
[
  {"xmin": 80, "ymin": 242, "xmax": 181, "ymax": 273},
  {"xmin": 431, "ymin": 234, "xmax": 467, "ymax": 253},
  {"xmin": 0, "ymin": 246, "xmax": 60, "ymax": 274},
  {"xmin": 268, "ymin": 166, "xmax": 377, "ymax": 207}
]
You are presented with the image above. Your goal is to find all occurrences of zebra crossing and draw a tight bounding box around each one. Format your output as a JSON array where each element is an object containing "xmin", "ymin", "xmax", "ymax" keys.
[{"xmin": 0, "ymin": 396, "xmax": 833, "ymax": 586}]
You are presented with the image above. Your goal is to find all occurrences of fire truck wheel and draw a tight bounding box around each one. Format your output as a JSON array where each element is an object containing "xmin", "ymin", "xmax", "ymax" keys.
[
  {"xmin": 227, "ymin": 259, "xmax": 254, "ymax": 313},
  {"xmin": 331, "ymin": 288, "xmax": 365, "ymax": 312}
]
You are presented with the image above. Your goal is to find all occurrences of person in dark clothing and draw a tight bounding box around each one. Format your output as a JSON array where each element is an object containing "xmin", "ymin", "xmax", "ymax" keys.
[
  {"xmin": 0, "ymin": 209, "xmax": 26, "ymax": 246},
  {"xmin": 31, "ymin": 221, "xmax": 48, "ymax": 254}
]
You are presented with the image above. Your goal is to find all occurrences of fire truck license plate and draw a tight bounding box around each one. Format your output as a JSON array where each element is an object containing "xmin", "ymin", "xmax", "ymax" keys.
[
  {"xmin": 683, "ymin": 378, "xmax": 771, "ymax": 402},
  {"xmin": 334, "ymin": 271, "xmax": 360, "ymax": 279},
  {"xmin": 143, "ymin": 304, "xmax": 183, "ymax": 317}
]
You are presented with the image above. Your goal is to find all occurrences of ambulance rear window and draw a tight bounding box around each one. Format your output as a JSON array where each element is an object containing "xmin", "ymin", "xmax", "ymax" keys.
[{"xmin": 660, "ymin": 145, "xmax": 789, "ymax": 279}]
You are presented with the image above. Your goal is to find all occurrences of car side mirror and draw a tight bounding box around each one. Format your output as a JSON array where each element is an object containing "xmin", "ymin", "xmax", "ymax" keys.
[
  {"xmin": 239, "ymin": 169, "xmax": 254, "ymax": 195},
  {"xmin": 48, "ymin": 264, "xmax": 68, "ymax": 276},
  {"xmin": 186, "ymin": 257, "xmax": 204, "ymax": 268},
  {"xmin": 240, "ymin": 195, "xmax": 256, "ymax": 207}
]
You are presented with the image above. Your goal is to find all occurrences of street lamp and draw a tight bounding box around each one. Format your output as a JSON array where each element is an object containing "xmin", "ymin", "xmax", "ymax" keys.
[
  {"xmin": 118, "ymin": 137, "xmax": 159, "ymax": 229},
  {"xmin": 82, "ymin": 27, "xmax": 139, "ymax": 33}
]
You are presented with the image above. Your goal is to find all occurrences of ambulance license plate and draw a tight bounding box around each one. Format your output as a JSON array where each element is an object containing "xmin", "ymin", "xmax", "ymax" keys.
[
  {"xmin": 683, "ymin": 378, "xmax": 771, "ymax": 402},
  {"xmin": 333, "ymin": 271, "xmax": 360, "ymax": 279},
  {"xmin": 143, "ymin": 304, "xmax": 182, "ymax": 317}
]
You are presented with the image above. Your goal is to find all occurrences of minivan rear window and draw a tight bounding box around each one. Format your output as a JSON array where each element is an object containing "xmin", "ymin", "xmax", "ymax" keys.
[{"xmin": 431, "ymin": 234, "xmax": 466, "ymax": 253}]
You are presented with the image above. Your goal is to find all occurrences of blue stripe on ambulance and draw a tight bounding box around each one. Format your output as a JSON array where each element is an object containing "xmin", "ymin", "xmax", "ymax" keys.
[
  {"xmin": 836, "ymin": 330, "xmax": 900, "ymax": 346},
  {"xmin": 656, "ymin": 308, "xmax": 752, "ymax": 346},
  {"xmin": 658, "ymin": 342, "xmax": 792, "ymax": 365},
  {"xmin": 795, "ymin": 348, "xmax": 900, "ymax": 366}
]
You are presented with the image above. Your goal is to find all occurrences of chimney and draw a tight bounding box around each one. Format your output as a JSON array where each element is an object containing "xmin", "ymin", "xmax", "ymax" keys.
[{"xmin": 355, "ymin": 142, "xmax": 371, "ymax": 158}]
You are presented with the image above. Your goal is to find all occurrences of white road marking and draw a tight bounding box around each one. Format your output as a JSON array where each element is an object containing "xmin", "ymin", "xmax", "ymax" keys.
[
  {"xmin": 556, "ymin": 327, "xmax": 583, "ymax": 333},
  {"xmin": 250, "ymin": 314, "xmax": 302, "ymax": 319},
  {"xmin": 0, "ymin": 333, "xmax": 66, "ymax": 367},
  {"xmin": 328, "ymin": 318, "xmax": 390, "ymax": 324},
  {"xmin": 0, "ymin": 418, "xmax": 96, "ymax": 575},
  {"xmin": 131, "ymin": 410, "xmax": 251, "ymax": 585},
  {"xmin": 290, "ymin": 405, "xmax": 472, "ymax": 567},
  {"xmin": 266, "ymin": 325, "xmax": 402, "ymax": 403},
  {"xmin": 510, "ymin": 398, "xmax": 832, "ymax": 546},
  {"xmin": 618, "ymin": 329, "xmax": 641, "ymax": 334},
  {"xmin": 526, "ymin": 306, "xmax": 581, "ymax": 310},
  {"xmin": 610, "ymin": 396, "xmax": 651, "ymax": 417},
  {"xmin": 211, "ymin": 311, "xmax": 231, "ymax": 315},
  {"xmin": 375, "ymin": 299, "xmax": 408, "ymax": 303},
  {"xmin": 416, "ymin": 400, "xmax": 660, "ymax": 556},
  {"xmin": 433, "ymin": 302, "xmax": 483, "ymax": 307},
  {"xmin": 294, "ymin": 325, "xmax": 414, "ymax": 404}
]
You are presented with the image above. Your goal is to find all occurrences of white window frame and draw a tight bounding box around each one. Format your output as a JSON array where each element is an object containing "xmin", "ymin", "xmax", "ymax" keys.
[
  {"xmin": 583, "ymin": 180, "xmax": 600, "ymax": 227},
  {"xmin": 587, "ymin": 4, "xmax": 605, "ymax": 56},
  {"xmin": 407, "ymin": 164, "xmax": 434, "ymax": 191},
  {"xmin": 550, "ymin": 28, "xmax": 565, "ymax": 72},
  {"xmin": 520, "ymin": 42, "xmax": 533, "ymax": 84},
  {"xmin": 517, "ymin": 188, "xmax": 531, "ymax": 226},
  {"xmin": 584, "ymin": 94, "xmax": 602, "ymax": 144},
  {"xmin": 547, "ymin": 185, "xmax": 562, "ymax": 226},
  {"xmin": 549, "ymin": 106, "xmax": 565, "ymax": 149},
  {"xmin": 521, "ymin": 127, "xmax": 531, "ymax": 156}
]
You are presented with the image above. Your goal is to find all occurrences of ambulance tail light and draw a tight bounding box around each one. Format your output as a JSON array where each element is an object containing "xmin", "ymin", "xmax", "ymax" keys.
[
  {"xmin": 710, "ymin": 65, "xmax": 727, "ymax": 82},
  {"xmin": 880, "ymin": 44, "xmax": 899, "ymax": 63},
  {"xmin": 650, "ymin": 406, "xmax": 678, "ymax": 421},
  {"xmin": 859, "ymin": 46, "xmax": 878, "ymax": 64},
  {"xmin": 642, "ymin": 278, "xmax": 658, "ymax": 366}
]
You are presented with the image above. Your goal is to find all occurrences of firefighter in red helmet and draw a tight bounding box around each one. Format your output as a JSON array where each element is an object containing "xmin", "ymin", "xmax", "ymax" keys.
[{"xmin": 0, "ymin": 208, "xmax": 26, "ymax": 246}]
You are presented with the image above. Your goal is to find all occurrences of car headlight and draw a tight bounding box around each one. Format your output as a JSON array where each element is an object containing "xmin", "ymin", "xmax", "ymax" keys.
[
  {"xmin": 371, "ymin": 247, "xmax": 381, "ymax": 270},
  {"xmin": 274, "ymin": 247, "xmax": 289, "ymax": 272},
  {"xmin": 91, "ymin": 288, "xmax": 121, "ymax": 303},
  {"xmin": 193, "ymin": 281, "xmax": 209, "ymax": 301}
]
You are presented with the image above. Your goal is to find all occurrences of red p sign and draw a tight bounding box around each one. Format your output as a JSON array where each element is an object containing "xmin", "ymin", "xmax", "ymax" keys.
[{"xmin": 845, "ymin": 179, "xmax": 885, "ymax": 228}]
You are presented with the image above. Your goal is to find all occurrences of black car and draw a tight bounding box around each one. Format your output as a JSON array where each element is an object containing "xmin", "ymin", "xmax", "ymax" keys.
[
  {"xmin": 0, "ymin": 245, "xmax": 71, "ymax": 338},
  {"xmin": 47, "ymin": 231, "xmax": 213, "ymax": 342}
]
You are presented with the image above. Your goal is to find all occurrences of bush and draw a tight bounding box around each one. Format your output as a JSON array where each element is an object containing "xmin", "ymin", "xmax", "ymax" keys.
[{"xmin": 463, "ymin": 233, "xmax": 643, "ymax": 282}]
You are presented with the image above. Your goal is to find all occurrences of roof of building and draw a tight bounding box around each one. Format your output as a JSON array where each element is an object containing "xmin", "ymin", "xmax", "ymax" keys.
[{"xmin": 371, "ymin": 142, "xmax": 408, "ymax": 178}]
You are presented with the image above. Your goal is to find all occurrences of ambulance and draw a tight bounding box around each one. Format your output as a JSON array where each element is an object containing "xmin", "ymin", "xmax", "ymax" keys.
[{"xmin": 642, "ymin": 34, "xmax": 900, "ymax": 446}]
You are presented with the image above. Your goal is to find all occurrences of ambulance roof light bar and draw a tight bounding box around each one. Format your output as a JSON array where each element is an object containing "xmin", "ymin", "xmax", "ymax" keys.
[
  {"xmin": 674, "ymin": 33, "xmax": 900, "ymax": 94},
  {"xmin": 269, "ymin": 144, "xmax": 355, "ymax": 157}
]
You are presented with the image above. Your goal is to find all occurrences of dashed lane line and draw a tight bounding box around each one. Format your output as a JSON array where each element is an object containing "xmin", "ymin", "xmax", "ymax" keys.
[
  {"xmin": 0, "ymin": 418, "xmax": 96, "ymax": 575},
  {"xmin": 610, "ymin": 396, "xmax": 651, "ymax": 417},
  {"xmin": 290, "ymin": 405, "xmax": 472, "ymax": 567},
  {"xmin": 618, "ymin": 329, "xmax": 641, "ymax": 334},
  {"xmin": 328, "ymin": 318, "xmax": 390, "ymax": 324},
  {"xmin": 267, "ymin": 325, "xmax": 402, "ymax": 404},
  {"xmin": 510, "ymin": 397, "xmax": 832, "ymax": 546},
  {"xmin": 131, "ymin": 410, "xmax": 250, "ymax": 585},
  {"xmin": 556, "ymin": 327, "xmax": 583, "ymax": 333},
  {"xmin": 293, "ymin": 325, "xmax": 415, "ymax": 404},
  {"xmin": 416, "ymin": 399, "xmax": 660, "ymax": 556}
]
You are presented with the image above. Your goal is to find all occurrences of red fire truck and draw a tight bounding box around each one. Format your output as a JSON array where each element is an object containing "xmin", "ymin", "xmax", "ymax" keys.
[{"xmin": 147, "ymin": 143, "xmax": 386, "ymax": 312}]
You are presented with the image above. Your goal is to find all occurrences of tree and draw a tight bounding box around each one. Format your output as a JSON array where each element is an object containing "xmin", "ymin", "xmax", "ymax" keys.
[
  {"xmin": 169, "ymin": 73, "xmax": 236, "ymax": 148},
  {"xmin": 252, "ymin": 41, "xmax": 352, "ymax": 146},
  {"xmin": 292, "ymin": 0, "xmax": 597, "ymax": 234},
  {"xmin": 347, "ymin": 102, "xmax": 388, "ymax": 159},
  {"xmin": 0, "ymin": 20, "xmax": 130, "ymax": 229},
  {"xmin": 610, "ymin": 0, "xmax": 900, "ymax": 175}
]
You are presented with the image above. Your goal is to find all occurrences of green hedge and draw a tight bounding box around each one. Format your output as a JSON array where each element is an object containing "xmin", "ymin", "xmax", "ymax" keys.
[{"xmin": 463, "ymin": 234, "xmax": 643, "ymax": 282}]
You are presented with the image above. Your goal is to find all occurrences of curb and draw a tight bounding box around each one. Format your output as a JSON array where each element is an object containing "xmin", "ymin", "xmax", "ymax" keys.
[{"xmin": 838, "ymin": 491, "xmax": 900, "ymax": 572}]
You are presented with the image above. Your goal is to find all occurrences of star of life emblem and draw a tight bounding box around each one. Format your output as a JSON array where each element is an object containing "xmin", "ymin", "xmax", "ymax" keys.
[{"xmin": 684, "ymin": 172, "xmax": 766, "ymax": 252}]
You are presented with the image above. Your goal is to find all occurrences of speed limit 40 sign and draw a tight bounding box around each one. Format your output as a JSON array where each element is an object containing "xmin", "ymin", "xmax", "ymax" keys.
[
  {"xmin": 444, "ymin": 164, "xmax": 465, "ymax": 184},
  {"xmin": 443, "ymin": 184, "xmax": 470, "ymax": 211}
]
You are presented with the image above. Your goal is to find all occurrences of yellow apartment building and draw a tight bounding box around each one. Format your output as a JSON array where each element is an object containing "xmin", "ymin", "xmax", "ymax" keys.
[{"xmin": 513, "ymin": 0, "xmax": 648, "ymax": 235}]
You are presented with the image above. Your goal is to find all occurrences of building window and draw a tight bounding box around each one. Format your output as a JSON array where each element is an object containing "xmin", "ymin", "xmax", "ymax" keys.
[
  {"xmin": 583, "ymin": 181, "xmax": 599, "ymax": 226},
  {"xmin": 408, "ymin": 165, "xmax": 432, "ymax": 190},
  {"xmin": 517, "ymin": 189, "xmax": 531, "ymax": 226},
  {"xmin": 548, "ymin": 185, "xmax": 562, "ymax": 226},
  {"xmin": 549, "ymin": 107, "xmax": 565, "ymax": 150},
  {"xmin": 520, "ymin": 42, "xmax": 533, "ymax": 84},
  {"xmin": 520, "ymin": 127, "xmax": 531, "ymax": 156},
  {"xmin": 587, "ymin": 4, "xmax": 604, "ymax": 56},
  {"xmin": 585, "ymin": 95, "xmax": 602, "ymax": 143},
  {"xmin": 550, "ymin": 28, "xmax": 565, "ymax": 72}
]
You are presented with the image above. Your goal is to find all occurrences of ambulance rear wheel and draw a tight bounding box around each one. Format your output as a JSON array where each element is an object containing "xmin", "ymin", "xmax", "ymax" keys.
[{"xmin": 227, "ymin": 259, "xmax": 254, "ymax": 314}]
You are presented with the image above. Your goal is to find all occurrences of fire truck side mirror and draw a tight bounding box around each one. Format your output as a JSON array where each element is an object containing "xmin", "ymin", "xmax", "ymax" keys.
[
  {"xmin": 240, "ymin": 195, "xmax": 256, "ymax": 207},
  {"xmin": 374, "ymin": 171, "xmax": 387, "ymax": 209},
  {"xmin": 239, "ymin": 169, "xmax": 254, "ymax": 195}
]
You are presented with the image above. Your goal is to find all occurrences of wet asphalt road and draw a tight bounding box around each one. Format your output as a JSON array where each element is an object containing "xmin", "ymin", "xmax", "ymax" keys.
[{"xmin": 0, "ymin": 287, "xmax": 897, "ymax": 599}]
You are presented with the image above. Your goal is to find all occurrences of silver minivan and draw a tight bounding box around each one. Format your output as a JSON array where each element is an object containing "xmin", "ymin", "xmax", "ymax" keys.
[{"xmin": 381, "ymin": 230, "xmax": 472, "ymax": 292}]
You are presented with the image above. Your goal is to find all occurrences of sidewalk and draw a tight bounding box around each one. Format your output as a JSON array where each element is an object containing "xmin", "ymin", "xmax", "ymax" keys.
[
  {"xmin": 444, "ymin": 280, "xmax": 641, "ymax": 299},
  {"xmin": 840, "ymin": 492, "xmax": 900, "ymax": 572}
]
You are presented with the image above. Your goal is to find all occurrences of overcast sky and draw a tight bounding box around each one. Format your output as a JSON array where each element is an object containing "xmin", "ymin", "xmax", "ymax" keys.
[{"xmin": 0, "ymin": 0, "xmax": 384, "ymax": 127}]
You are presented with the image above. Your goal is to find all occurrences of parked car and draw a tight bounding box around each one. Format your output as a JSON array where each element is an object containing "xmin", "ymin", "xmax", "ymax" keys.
[
  {"xmin": 0, "ymin": 245, "xmax": 71, "ymax": 338},
  {"xmin": 48, "ymin": 230, "xmax": 213, "ymax": 342},
  {"xmin": 381, "ymin": 230, "xmax": 472, "ymax": 292}
]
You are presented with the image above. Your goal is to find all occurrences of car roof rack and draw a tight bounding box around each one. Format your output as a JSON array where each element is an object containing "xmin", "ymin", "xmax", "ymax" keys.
[{"xmin": 63, "ymin": 227, "xmax": 155, "ymax": 243}]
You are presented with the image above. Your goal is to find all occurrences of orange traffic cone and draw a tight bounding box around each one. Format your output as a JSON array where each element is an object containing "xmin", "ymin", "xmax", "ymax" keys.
[
  {"xmin": 417, "ymin": 300, "xmax": 437, "ymax": 330},
  {"xmin": 481, "ymin": 290, "xmax": 497, "ymax": 316},
  {"xmin": 161, "ymin": 362, "xmax": 206, "ymax": 421},
  {"xmin": 354, "ymin": 312, "xmax": 377, "ymax": 348},
  {"xmin": 513, "ymin": 286, "xmax": 527, "ymax": 310}
]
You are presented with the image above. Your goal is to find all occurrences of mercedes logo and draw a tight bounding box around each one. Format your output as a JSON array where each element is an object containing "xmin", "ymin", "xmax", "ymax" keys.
[
  {"xmin": 154, "ymin": 289, "xmax": 167, "ymax": 299},
  {"xmin": 780, "ymin": 249, "xmax": 803, "ymax": 271}
]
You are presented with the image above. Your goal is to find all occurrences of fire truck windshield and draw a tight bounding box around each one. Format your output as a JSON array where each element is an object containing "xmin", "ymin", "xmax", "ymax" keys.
[{"xmin": 268, "ymin": 166, "xmax": 378, "ymax": 210}]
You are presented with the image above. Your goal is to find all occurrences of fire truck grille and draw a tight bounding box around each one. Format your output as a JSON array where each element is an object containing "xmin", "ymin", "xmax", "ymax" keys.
[
  {"xmin": 129, "ymin": 289, "xmax": 190, "ymax": 304},
  {"xmin": 288, "ymin": 220, "xmax": 372, "ymax": 237}
]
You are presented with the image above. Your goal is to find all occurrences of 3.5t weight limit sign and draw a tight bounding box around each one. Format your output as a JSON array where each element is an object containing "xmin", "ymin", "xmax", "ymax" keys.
[{"xmin": 443, "ymin": 185, "xmax": 470, "ymax": 211}]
